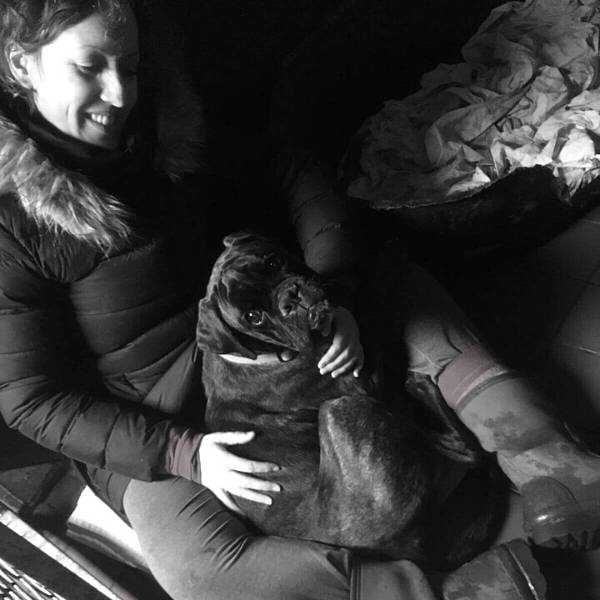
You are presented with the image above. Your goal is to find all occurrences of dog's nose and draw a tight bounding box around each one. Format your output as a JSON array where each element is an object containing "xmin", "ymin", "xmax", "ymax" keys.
[{"xmin": 279, "ymin": 283, "xmax": 300, "ymax": 316}]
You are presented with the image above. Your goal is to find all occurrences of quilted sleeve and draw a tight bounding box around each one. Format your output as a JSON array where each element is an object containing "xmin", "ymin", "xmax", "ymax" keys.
[
  {"xmin": 0, "ymin": 227, "xmax": 194, "ymax": 481},
  {"xmin": 277, "ymin": 146, "xmax": 360, "ymax": 280}
]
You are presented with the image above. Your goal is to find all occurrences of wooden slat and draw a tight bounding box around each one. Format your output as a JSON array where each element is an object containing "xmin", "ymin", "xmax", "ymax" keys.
[
  {"xmin": 0, "ymin": 522, "xmax": 107, "ymax": 600},
  {"xmin": 0, "ymin": 509, "xmax": 142, "ymax": 600}
]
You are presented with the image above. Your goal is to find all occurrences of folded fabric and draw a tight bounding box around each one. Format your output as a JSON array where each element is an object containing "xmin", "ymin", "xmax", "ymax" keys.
[{"xmin": 348, "ymin": 0, "xmax": 600, "ymax": 210}]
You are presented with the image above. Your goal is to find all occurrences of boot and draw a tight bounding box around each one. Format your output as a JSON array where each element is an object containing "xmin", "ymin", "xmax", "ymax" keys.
[
  {"xmin": 355, "ymin": 540, "xmax": 546, "ymax": 600},
  {"xmin": 442, "ymin": 539, "xmax": 546, "ymax": 600},
  {"xmin": 438, "ymin": 345, "xmax": 600, "ymax": 551}
]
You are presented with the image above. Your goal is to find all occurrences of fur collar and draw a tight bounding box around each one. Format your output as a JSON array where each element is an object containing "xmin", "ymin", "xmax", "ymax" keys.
[
  {"xmin": 0, "ymin": 20, "xmax": 205, "ymax": 252},
  {"xmin": 0, "ymin": 114, "xmax": 135, "ymax": 250}
]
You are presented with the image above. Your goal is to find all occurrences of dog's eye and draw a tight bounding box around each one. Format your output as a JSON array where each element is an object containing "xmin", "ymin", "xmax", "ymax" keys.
[
  {"xmin": 265, "ymin": 254, "xmax": 284, "ymax": 271},
  {"xmin": 244, "ymin": 310, "xmax": 265, "ymax": 326}
]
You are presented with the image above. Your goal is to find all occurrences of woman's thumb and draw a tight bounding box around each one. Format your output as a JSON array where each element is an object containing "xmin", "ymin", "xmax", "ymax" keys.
[{"xmin": 213, "ymin": 431, "xmax": 255, "ymax": 446}]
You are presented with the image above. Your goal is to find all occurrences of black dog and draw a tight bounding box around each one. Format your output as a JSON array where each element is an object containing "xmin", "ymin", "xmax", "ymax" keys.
[{"xmin": 196, "ymin": 233, "xmax": 501, "ymax": 562}]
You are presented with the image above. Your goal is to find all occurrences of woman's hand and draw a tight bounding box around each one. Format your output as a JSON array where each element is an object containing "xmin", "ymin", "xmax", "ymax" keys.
[
  {"xmin": 199, "ymin": 431, "xmax": 281, "ymax": 515},
  {"xmin": 317, "ymin": 306, "xmax": 364, "ymax": 378}
]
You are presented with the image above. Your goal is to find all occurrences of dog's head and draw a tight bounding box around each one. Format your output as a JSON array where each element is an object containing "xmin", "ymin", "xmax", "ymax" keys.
[{"xmin": 197, "ymin": 232, "xmax": 333, "ymax": 358}]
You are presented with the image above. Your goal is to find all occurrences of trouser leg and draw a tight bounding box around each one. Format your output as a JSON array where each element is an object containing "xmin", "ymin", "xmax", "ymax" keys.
[
  {"xmin": 438, "ymin": 346, "xmax": 600, "ymax": 550},
  {"xmin": 124, "ymin": 477, "xmax": 545, "ymax": 600},
  {"xmin": 124, "ymin": 477, "xmax": 350, "ymax": 600},
  {"xmin": 123, "ymin": 477, "xmax": 442, "ymax": 600},
  {"xmin": 380, "ymin": 262, "xmax": 482, "ymax": 382},
  {"xmin": 394, "ymin": 262, "xmax": 600, "ymax": 550}
]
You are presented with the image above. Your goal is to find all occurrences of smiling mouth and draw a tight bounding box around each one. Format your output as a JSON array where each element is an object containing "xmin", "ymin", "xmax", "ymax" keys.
[{"xmin": 86, "ymin": 112, "xmax": 120, "ymax": 134}]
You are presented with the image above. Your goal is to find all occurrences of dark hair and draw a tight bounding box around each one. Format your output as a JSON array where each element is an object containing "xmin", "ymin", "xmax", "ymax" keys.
[{"xmin": 0, "ymin": 0, "xmax": 136, "ymax": 99}]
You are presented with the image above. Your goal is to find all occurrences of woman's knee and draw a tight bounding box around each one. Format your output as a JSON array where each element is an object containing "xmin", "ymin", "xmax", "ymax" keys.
[
  {"xmin": 124, "ymin": 478, "xmax": 253, "ymax": 598},
  {"xmin": 390, "ymin": 263, "xmax": 483, "ymax": 379},
  {"xmin": 124, "ymin": 477, "xmax": 352, "ymax": 600}
]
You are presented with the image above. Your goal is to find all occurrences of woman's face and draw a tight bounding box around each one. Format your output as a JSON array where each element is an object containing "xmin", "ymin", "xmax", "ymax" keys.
[{"xmin": 22, "ymin": 8, "xmax": 139, "ymax": 149}]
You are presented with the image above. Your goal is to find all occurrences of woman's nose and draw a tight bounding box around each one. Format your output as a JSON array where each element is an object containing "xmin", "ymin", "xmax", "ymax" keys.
[{"xmin": 100, "ymin": 71, "xmax": 129, "ymax": 108}]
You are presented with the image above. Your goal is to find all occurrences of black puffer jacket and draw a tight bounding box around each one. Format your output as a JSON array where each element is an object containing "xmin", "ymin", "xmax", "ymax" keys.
[{"xmin": 0, "ymin": 75, "xmax": 210, "ymax": 511}]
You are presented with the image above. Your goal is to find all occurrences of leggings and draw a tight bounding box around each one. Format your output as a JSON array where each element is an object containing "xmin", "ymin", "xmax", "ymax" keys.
[{"xmin": 124, "ymin": 263, "xmax": 480, "ymax": 600}]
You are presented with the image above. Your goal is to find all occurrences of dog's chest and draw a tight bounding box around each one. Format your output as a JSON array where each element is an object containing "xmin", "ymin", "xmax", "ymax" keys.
[{"xmin": 201, "ymin": 353, "xmax": 368, "ymax": 431}]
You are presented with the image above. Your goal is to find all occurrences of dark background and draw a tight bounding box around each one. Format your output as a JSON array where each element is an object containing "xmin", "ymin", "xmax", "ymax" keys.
[
  {"xmin": 3, "ymin": 4, "xmax": 600, "ymax": 599},
  {"xmin": 177, "ymin": 0, "xmax": 502, "ymax": 175},
  {"xmin": 166, "ymin": 0, "xmax": 574, "ymax": 267}
]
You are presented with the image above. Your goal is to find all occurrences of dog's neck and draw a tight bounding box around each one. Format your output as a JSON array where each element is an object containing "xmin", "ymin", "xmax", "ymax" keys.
[{"xmin": 219, "ymin": 352, "xmax": 284, "ymax": 365}]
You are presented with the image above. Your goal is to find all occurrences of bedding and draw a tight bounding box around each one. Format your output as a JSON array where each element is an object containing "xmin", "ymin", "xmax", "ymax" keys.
[{"xmin": 347, "ymin": 0, "xmax": 600, "ymax": 213}]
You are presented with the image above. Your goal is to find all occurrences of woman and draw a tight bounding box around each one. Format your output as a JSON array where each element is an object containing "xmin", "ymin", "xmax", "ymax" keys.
[
  {"xmin": 0, "ymin": 1, "xmax": 588, "ymax": 599},
  {"xmin": 0, "ymin": 0, "xmax": 363, "ymax": 515}
]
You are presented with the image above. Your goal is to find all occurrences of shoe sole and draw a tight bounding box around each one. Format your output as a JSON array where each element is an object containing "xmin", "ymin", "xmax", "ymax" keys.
[
  {"xmin": 499, "ymin": 540, "xmax": 547, "ymax": 600},
  {"xmin": 443, "ymin": 540, "xmax": 547, "ymax": 600},
  {"xmin": 527, "ymin": 501, "xmax": 600, "ymax": 551}
]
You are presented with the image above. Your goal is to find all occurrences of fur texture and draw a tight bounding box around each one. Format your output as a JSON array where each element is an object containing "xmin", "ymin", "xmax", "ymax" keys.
[
  {"xmin": 197, "ymin": 233, "xmax": 509, "ymax": 567},
  {"xmin": 0, "ymin": 4, "xmax": 205, "ymax": 252},
  {"xmin": 197, "ymin": 233, "xmax": 436, "ymax": 560}
]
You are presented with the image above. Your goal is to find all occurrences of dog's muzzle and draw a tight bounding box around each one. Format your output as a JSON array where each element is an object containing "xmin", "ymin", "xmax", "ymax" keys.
[
  {"xmin": 307, "ymin": 301, "xmax": 332, "ymax": 332},
  {"xmin": 276, "ymin": 278, "xmax": 331, "ymax": 331}
]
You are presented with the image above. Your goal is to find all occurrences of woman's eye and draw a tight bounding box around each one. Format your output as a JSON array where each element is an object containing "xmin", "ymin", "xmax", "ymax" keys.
[
  {"xmin": 244, "ymin": 311, "xmax": 265, "ymax": 326},
  {"xmin": 77, "ymin": 64, "xmax": 99, "ymax": 76},
  {"xmin": 265, "ymin": 255, "xmax": 284, "ymax": 271}
]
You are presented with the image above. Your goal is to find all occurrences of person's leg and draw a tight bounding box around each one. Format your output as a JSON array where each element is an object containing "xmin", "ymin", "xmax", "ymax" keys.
[
  {"xmin": 123, "ymin": 477, "xmax": 544, "ymax": 600},
  {"xmin": 393, "ymin": 262, "xmax": 600, "ymax": 550},
  {"xmin": 124, "ymin": 477, "xmax": 350, "ymax": 600},
  {"xmin": 123, "ymin": 476, "xmax": 439, "ymax": 600},
  {"xmin": 438, "ymin": 348, "xmax": 600, "ymax": 550}
]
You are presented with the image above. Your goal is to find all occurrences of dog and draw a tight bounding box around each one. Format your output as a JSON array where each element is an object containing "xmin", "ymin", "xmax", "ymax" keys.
[{"xmin": 196, "ymin": 232, "xmax": 505, "ymax": 563}]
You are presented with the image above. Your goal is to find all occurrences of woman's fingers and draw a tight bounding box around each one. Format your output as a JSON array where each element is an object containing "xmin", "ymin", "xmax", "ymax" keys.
[
  {"xmin": 331, "ymin": 360, "xmax": 357, "ymax": 378},
  {"xmin": 320, "ymin": 348, "xmax": 351, "ymax": 375},
  {"xmin": 218, "ymin": 447, "xmax": 280, "ymax": 474},
  {"xmin": 331, "ymin": 356, "xmax": 363, "ymax": 379},
  {"xmin": 214, "ymin": 483, "xmax": 274, "ymax": 508},
  {"xmin": 326, "ymin": 342, "xmax": 364, "ymax": 378},
  {"xmin": 227, "ymin": 471, "xmax": 281, "ymax": 494},
  {"xmin": 230, "ymin": 487, "xmax": 275, "ymax": 505},
  {"xmin": 199, "ymin": 431, "xmax": 282, "ymax": 507},
  {"xmin": 216, "ymin": 465, "xmax": 281, "ymax": 505},
  {"xmin": 317, "ymin": 340, "xmax": 342, "ymax": 370},
  {"xmin": 318, "ymin": 306, "xmax": 363, "ymax": 374},
  {"xmin": 213, "ymin": 488, "xmax": 244, "ymax": 515},
  {"xmin": 203, "ymin": 430, "xmax": 281, "ymax": 473},
  {"xmin": 209, "ymin": 430, "xmax": 255, "ymax": 445},
  {"xmin": 319, "ymin": 346, "xmax": 349, "ymax": 373}
]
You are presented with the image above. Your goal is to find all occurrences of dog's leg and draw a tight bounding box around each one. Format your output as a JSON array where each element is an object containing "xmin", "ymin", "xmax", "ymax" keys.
[{"xmin": 314, "ymin": 395, "xmax": 433, "ymax": 560}]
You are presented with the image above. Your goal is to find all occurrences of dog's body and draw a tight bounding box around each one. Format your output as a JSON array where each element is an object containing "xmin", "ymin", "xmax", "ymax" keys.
[
  {"xmin": 202, "ymin": 335, "xmax": 432, "ymax": 558},
  {"xmin": 197, "ymin": 233, "xmax": 499, "ymax": 562}
]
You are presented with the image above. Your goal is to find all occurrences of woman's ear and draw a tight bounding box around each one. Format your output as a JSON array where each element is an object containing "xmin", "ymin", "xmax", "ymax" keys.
[{"xmin": 5, "ymin": 43, "xmax": 35, "ymax": 90}]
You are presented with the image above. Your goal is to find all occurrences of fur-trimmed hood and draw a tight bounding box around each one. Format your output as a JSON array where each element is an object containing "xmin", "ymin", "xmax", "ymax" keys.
[{"xmin": 0, "ymin": 6, "xmax": 205, "ymax": 252}]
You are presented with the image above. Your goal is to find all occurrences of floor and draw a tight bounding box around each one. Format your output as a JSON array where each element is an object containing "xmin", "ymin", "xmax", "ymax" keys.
[{"xmin": 0, "ymin": 424, "xmax": 169, "ymax": 600}]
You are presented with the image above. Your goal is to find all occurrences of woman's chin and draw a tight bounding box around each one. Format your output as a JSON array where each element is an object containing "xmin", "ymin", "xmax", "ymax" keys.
[
  {"xmin": 80, "ymin": 121, "xmax": 124, "ymax": 149},
  {"xmin": 88, "ymin": 136, "xmax": 121, "ymax": 150}
]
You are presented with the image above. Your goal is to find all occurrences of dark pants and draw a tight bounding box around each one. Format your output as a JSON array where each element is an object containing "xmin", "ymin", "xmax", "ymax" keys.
[{"xmin": 123, "ymin": 263, "xmax": 483, "ymax": 600}]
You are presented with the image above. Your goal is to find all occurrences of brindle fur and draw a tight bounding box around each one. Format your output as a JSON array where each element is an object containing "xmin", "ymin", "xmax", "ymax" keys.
[{"xmin": 197, "ymin": 233, "xmax": 504, "ymax": 563}]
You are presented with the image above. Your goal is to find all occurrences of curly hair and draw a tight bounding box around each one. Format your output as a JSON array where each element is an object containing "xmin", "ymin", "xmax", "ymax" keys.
[{"xmin": 0, "ymin": 0, "xmax": 136, "ymax": 99}]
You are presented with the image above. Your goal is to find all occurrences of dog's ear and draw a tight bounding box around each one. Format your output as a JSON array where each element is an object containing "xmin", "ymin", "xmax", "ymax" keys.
[
  {"xmin": 223, "ymin": 231, "xmax": 266, "ymax": 249},
  {"xmin": 196, "ymin": 297, "xmax": 257, "ymax": 358}
]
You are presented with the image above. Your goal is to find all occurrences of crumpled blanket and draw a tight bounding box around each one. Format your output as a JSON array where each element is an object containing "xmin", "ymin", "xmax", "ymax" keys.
[{"xmin": 348, "ymin": 0, "xmax": 600, "ymax": 210}]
